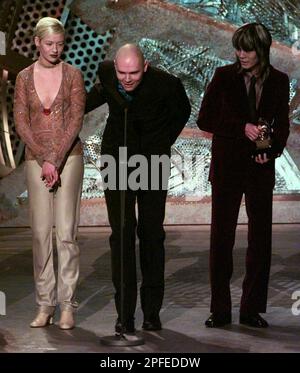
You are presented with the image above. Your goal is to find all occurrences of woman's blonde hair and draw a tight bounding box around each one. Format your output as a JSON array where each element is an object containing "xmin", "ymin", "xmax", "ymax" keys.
[{"xmin": 34, "ymin": 17, "xmax": 65, "ymax": 39}]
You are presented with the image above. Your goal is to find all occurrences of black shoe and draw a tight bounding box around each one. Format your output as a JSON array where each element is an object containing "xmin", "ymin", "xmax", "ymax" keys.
[
  {"xmin": 115, "ymin": 318, "xmax": 135, "ymax": 334},
  {"xmin": 239, "ymin": 313, "xmax": 269, "ymax": 328},
  {"xmin": 142, "ymin": 317, "xmax": 162, "ymax": 331},
  {"xmin": 205, "ymin": 313, "xmax": 232, "ymax": 328}
]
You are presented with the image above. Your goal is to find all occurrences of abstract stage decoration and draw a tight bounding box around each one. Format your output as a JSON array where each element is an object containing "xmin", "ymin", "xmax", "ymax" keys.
[
  {"xmin": 1, "ymin": 0, "xmax": 300, "ymax": 205},
  {"xmin": 170, "ymin": 0, "xmax": 300, "ymax": 46}
]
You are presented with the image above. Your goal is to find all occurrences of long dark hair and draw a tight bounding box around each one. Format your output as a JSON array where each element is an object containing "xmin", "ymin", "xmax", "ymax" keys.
[{"xmin": 232, "ymin": 23, "xmax": 272, "ymax": 80}]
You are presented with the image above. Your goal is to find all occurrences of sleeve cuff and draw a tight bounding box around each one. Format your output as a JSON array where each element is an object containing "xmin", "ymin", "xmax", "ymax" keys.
[{"xmin": 43, "ymin": 153, "xmax": 60, "ymax": 169}]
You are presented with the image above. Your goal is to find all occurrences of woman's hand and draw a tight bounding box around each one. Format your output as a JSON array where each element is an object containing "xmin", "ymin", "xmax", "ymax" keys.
[{"xmin": 41, "ymin": 161, "xmax": 59, "ymax": 188}]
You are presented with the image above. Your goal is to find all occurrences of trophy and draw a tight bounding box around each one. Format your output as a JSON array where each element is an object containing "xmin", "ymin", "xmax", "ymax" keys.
[{"xmin": 254, "ymin": 117, "xmax": 274, "ymax": 158}]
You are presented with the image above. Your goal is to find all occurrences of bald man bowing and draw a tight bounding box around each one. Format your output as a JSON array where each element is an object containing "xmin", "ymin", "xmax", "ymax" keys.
[{"xmin": 86, "ymin": 44, "xmax": 191, "ymax": 334}]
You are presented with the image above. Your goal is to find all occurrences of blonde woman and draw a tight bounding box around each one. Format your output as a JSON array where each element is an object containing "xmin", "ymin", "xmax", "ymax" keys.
[{"xmin": 14, "ymin": 17, "xmax": 86, "ymax": 329}]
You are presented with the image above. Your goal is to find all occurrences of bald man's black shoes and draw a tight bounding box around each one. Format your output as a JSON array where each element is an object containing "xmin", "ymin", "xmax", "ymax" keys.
[{"xmin": 142, "ymin": 317, "xmax": 162, "ymax": 331}]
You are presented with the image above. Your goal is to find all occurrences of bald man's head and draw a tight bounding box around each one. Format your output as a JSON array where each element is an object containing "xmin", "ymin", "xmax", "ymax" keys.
[
  {"xmin": 114, "ymin": 44, "xmax": 148, "ymax": 92},
  {"xmin": 115, "ymin": 44, "xmax": 145, "ymax": 64}
]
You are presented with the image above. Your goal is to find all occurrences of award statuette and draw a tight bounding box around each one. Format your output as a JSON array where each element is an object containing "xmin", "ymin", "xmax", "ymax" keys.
[{"xmin": 254, "ymin": 117, "xmax": 274, "ymax": 157}]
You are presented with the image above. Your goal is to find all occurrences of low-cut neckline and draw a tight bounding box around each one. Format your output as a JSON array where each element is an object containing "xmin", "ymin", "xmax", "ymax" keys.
[{"xmin": 32, "ymin": 61, "xmax": 64, "ymax": 110}]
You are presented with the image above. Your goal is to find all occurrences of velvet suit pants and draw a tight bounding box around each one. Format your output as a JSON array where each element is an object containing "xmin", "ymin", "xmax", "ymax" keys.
[{"xmin": 210, "ymin": 180, "xmax": 273, "ymax": 315}]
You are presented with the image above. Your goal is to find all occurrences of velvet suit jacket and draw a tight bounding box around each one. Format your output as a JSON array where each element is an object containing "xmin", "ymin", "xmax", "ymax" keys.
[
  {"xmin": 197, "ymin": 63, "xmax": 290, "ymax": 188},
  {"xmin": 86, "ymin": 61, "xmax": 191, "ymax": 158}
]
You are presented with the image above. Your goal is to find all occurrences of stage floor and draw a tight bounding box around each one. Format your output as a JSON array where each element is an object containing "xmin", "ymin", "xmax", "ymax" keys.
[{"xmin": 0, "ymin": 225, "xmax": 300, "ymax": 353}]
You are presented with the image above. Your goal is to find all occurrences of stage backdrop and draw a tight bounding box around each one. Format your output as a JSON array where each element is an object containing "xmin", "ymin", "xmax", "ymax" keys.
[{"xmin": 1, "ymin": 0, "xmax": 300, "ymax": 226}]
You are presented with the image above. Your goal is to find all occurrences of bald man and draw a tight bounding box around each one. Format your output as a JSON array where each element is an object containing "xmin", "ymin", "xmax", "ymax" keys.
[{"xmin": 86, "ymin": 44, "xmax": 191, "ymax": 334}]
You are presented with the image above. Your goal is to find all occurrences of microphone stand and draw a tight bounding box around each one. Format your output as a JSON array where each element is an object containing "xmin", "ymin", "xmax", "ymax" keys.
[{"xmin": 101, "ymin": 107, "xmax": 144, "ymax": 346}]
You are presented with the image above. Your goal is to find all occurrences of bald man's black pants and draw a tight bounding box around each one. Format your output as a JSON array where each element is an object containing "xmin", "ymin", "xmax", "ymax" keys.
[{"xmin": 104, "ymin": 188, "xmax": 167, "ymax": 324}]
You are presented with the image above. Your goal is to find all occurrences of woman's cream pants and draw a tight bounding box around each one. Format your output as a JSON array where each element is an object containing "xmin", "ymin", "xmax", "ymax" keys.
[{"xmin": 25, "ymin": 155, "xmax": 83, "ymax": 313}]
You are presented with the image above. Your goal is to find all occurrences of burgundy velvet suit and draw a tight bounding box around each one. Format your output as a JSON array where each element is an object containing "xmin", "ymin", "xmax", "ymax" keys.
[{"xmin": 197, "ymin": 63, "xmax": 290, "ymax": 315}]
